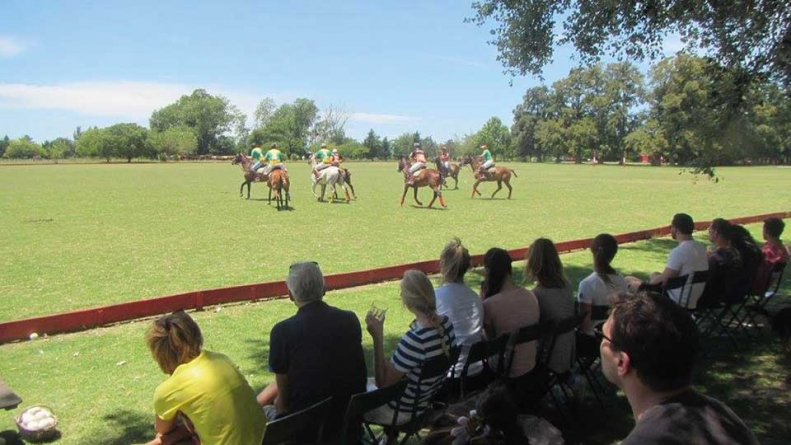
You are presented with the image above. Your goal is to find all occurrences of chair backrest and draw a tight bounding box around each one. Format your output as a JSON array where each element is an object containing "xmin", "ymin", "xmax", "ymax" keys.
[
  {"xmin": 766, "ymin": 262, "xmax": 787, "ymax": 297},
  {"xmin": 462, "ymin": 334, "xmax": 508, "ymax": 377},
  {"xmin": 542, "ymin": 312, "xmax": 586, "ymax": 367},
  {"xmin": 663, "ymin": 273, "xmax": 689, "ymax": 305},
  {"xmin": 341, "ymin": 380, "xmax": 408, "ymax": 444},
  {"xmin": 262, "ymin": 396, "xmax": 333, "ymax": 445},
  {"xmin": 504, "ymin": 323, "xmax": 542, "ymax": 378},
  {"xmin": 679, "ymin": 271, "xmax": 708, "ymax": 308},
  {"xmin": 394, "ymin": 346, "xmax": 460, "ymax": 424},
  {"xmin": 590, "ymin": 305, "xmax": 610, "ymax": 323}
]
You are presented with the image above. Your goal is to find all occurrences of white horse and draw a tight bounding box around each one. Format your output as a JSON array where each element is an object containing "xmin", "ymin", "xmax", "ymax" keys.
[{"xmin": 308, "ymin": 154, "xmax": 351, "ymax": 202}]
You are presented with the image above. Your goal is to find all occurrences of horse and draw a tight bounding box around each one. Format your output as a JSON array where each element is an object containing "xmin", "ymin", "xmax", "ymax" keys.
[
  {"xmin": 268, "ymin": 168, "xmax": 290, "ymax": 210},
  {"xmin": 307, "ymin": 154, "xmax": 351, "ymax": 203},
  {"xmin": 433, "ymin": 156, "xmax": 461, "ymax": 190},
  {"xmin": 460, "ymin": 155, "xmax": 518, "ymax": 199},
  {"xmin": 396, "ymin": 157, "xmax": 446, "ymax": 208},
  {"xmin": 232, "ymin": 153, "xmax": 269, "ymax": 200}
]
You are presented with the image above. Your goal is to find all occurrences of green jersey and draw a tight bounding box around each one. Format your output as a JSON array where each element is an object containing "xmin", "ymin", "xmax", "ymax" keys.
[
  {"xmin": 250, "ymin": 147, "xmax": 263, "ymax": 161},
  {"xmin": 265, "ymin": 149, "xmax": 283, "ymax": 165},
  {"xmin": 315, "ymin": 148, "xmax": 332, "ymax": 164},
  {"xmin": 482, "ymin": 149, "xmax": 493, "ymax": 162}
]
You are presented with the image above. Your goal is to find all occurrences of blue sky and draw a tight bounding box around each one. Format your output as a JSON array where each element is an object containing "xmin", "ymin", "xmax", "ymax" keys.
[{"xmin": 0, "ymin": 0, "xmax": 682, "ymax": 143}]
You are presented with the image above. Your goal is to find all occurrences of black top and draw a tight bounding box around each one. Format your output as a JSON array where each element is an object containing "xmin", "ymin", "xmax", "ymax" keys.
[
  {"xmin": 622, "ymin": 389, "xmax": 758, "ymax": 445},
  {"xmin": 269, "ymin": 300, "xmax": 367, "ymax": 440}
]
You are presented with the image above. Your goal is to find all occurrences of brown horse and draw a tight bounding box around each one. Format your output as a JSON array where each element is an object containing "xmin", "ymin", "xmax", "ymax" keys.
[
  {"xmin": 232, "ymin": 153, "xmax": 268, "ymax": 199},
  {"xmin": 397, "ymin": 157, "xmax": 446, "ymax": 208},
  {"xmin": 433, "ymin": 156, "xmax": 461, "ymax": 190},
  {"xmin": 460, "ymin": 155, "xmax": 517, "ymax": 199},
  {"xmin": 268, "ymin": 168, "xmax": 290, "ymax": 210}
]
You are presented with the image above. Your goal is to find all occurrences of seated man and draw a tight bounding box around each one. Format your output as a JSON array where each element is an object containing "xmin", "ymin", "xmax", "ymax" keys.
[
  {"xmin": 599, "ymin": 291, "xmax": 757, "ymax": 444},
  {"xmin": 407, "ymin": 142, "xmax": 427, "ymax": 185},
  {"xmin": 313, "ymin": 143, "xmax": 332, "ymax": 179},
  {"xmin": 477, "ymin": 144, "xmax": 494, "ymax": 179},
  {"xmin": 257, "ymin": 262, "xmax": 367, "ymax": 443},
  {"xmin": 263, "ymin": 143, "xmax": 285, "ymax": 176},
  {"xmin": 762, "ymin": 217, "xmax": 789, "ymax": 265},
  {"xmin": 626, "ymin": 213, "xmax": 708, "ymax": 307}
]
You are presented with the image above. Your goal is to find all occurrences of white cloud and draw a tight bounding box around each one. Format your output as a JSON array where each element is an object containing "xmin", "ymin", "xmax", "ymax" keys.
[
  {"xmin": 0, "ymin": 37, "xmax": 24, "ymax": 58},
  {"xmin": 0, "ymin": 81, "xmax": 280, "ymax": 122},
  {"xmin": 350, "ymin": 112, "xmax": 419, "ymax": 125}
]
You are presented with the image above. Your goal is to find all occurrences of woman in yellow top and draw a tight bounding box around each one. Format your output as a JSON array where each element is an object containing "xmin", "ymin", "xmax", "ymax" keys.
[{"xmin": 145, "ymin": 310, "xmax": 266, "ymax": 445}]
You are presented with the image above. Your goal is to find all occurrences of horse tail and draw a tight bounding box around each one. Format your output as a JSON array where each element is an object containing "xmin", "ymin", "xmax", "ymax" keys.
[{"xmin": 510, "ymin": 169, "xmax": 518, "ymax": 178}]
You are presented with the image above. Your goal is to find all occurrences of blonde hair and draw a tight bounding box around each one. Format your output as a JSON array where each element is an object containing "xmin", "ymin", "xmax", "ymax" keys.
[
  {"xmin": 401, "ymin": 270, "xmax": 450, "ymax": 357},
  {"xmin": 146, "ymin": 310, "xmax": 203, "ymax": 375},
  {"xmin": 439, "ymin": 237, "xmax": 471, "ymax": 284}
]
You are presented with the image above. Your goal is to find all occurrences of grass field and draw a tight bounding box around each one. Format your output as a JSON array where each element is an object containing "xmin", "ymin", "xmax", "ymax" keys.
[
  {"xmin": 1, "ymin": 161, "xmax": 789, "ymax": 322},
  {"xmin": 1, "ymin": 162, "xmax": 790, "ymax": 444}
]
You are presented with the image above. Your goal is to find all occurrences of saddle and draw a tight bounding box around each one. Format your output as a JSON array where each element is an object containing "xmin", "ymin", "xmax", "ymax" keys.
[{"xmin": 412, "ymin": 166, "xmax": 426, "ymax": 177}]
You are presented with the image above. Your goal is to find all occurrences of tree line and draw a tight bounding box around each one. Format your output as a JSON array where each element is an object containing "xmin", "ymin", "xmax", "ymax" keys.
[{"xmin": 2, "ymin": 56, "xmax": 788, "ymax": 166}]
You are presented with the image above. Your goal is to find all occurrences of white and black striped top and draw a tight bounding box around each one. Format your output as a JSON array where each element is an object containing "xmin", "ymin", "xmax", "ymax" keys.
[{"xmin": 389, "ymin": 316, "xmax": 455, "ymax": 413}]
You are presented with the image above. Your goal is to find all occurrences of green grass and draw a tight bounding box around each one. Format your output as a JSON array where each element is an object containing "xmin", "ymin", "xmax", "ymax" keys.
[
  {"xmin": 0, "ymin": 234, "xmax": 789, "ymax": 445},
  {"xmin": 1, "ymin": 162, "xmax": 789, "ymax": 322}
]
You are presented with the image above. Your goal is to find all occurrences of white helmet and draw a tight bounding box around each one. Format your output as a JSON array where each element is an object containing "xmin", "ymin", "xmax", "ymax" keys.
[{"xmin": 332, "ymin": 148, "xmax": 338, "ymax": 153}]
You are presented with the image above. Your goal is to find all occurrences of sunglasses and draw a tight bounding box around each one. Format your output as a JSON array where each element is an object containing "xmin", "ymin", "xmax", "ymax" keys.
[{"xmin": 594, "ymin": 324, "xmax": 623, "ymax": 352}]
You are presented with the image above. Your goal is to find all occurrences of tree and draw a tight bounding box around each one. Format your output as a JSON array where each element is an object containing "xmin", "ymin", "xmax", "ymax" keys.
[
  {"xmin": 252, "ymin": 98, "xmax": 276, "ymax": 129},
  {"xmin": 381, "ymin": 137, "xmax": 392, "ymax": 160},
  {"xmin": 512, "ymin": 86, "xmax": 552, "ymax": 161},
  {"xmin": 363, "ymin": 129, "xmax": 383, "ymax": 160},
  {"xmin": 475, "ymin": 117, "xmax": 512, "ymax": 159},
  {"xmin": 313, "ymin": 104, "xmax": 351, "ymax": 146},
  {"xmin": 76, "ymin": 127, "xmax": 111, "ymax": 160},
  {"xmin": 4, "ymin": 137, "xmax": 43, "ymax": 159},
  {"xmin": 148, "ymin": 126, "xmax": 198, "ymax": 160},
  {"xmin": 150, "ymin": 89, "xmax": 244, "ymax": 155},
  {"xmin": 0, "ymin": 135, "xmax": 9, "ymax": 158},
  {"xmin": 249, "ymin": 98, "xmax": 319, "ymax": 157},
  {"xmin": 45, "ymin": 138, "xmax": 75, "ymax": 162},
  {"xmin": 105, "ymin": 123, "xmax": 150, "ymax": 162},
  {"xmin": 390, "ymin": 132, "xmax": 419, "ymax": 158},
  {"xmin": 468, "ymin": 0, "xmax": 791, "ymax": 88}
]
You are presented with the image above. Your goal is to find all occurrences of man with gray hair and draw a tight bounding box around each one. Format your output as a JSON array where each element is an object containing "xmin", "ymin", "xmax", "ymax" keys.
[{"xmin": 257, "ymin": 261, "xmax": 366, "ymax": 443}]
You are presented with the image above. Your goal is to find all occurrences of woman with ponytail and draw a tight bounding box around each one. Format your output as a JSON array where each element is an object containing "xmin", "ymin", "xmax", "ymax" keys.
[
  {"xmin": 436, "ymin": 238, "xmax": 484, "ymax": 375},
  {"xmin": 364, "ymin": 270, "xmax": 456, "ymax": 444},
  {"xmin": 526, "ymin": 238, "xmax": 576, "ymax": 373},
  {"xmin": 577, "ymin": 234, "xmax": 628, "ymax": 335},
  {"xmin": 481, "ymin": 248, "xmax": 540, "ymax": 378},
  {"xmin": 145, "ymin": 310, "xmax": 265, "ymax": 445}
]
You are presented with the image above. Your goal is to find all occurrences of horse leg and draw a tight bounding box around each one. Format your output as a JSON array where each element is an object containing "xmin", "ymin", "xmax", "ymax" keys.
[
  {"xmin": 471, "ymin": 180, "xmax": 483, "ymax": 198},
  {"xmin": 341, "ymin": 184, "xmax": 351, "ymax": 203},
  {"xmin": 268, "ymin": 186, "xmax": 272, "ymax": 205},
  {"xmin": 400, "ymin": 184, "xmax": 409, "ymax": 206},
  {"xmin": 413, "ymin": 186, "xmax": 423, "ymax": 206},
  {"xmin": 453, "ymin": 174, "xmax": 459, "ymax": 190},
  {"xmin": 240, "ymin": 181, "xmax": 246, "ymax": 198},
  {"xmin": 505, "ymin": 179, "xmax": 513, "ymax": 199},
  {"xmin": 491, "ymin": 180, "xmax": 503, "ymax": 198}
]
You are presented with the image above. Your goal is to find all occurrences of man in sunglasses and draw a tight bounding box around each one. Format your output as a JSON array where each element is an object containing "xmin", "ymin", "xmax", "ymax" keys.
[{"xmin": 598, "ymin": 292, "xmax": 757, "ymax": 444}]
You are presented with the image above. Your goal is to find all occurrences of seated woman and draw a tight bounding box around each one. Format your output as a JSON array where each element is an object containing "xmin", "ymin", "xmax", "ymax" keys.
[
  {"xmin": 699, "ymin": 218, "xmax": 743, "ymax": 308},
  {"xmin": 364, "ymin": 270, "xmax": 456, "ymax": 445},
  {"xmin": 481, "ymin": 248, "xmax": 540, "ymax": 379},
  {"xmin": 526, "ymin": 238, "xmax": 576, "ymax": 373},
  {"xmin": 145, "ymin": 310, "xmax": 266, "ymax": 445},
  {"xmin": 435, "ymin": 238, "xmax": 484, "ymax": 376}
]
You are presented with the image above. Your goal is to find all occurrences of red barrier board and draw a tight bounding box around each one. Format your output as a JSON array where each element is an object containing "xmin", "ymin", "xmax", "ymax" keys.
[{"xmin": 1, "ymin": 211, "xmax": 787, "ymax": 344}]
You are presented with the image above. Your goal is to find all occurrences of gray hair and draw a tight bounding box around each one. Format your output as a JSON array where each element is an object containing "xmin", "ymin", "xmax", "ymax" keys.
[{"xmin": 286, "ymin": 262, "xmax": 325, "ymax": 304}]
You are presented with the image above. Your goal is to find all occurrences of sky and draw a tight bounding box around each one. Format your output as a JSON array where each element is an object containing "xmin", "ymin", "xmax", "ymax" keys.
[{"xmin": 0, "ymin": 0, "xmax": 684, "ymax": 144}]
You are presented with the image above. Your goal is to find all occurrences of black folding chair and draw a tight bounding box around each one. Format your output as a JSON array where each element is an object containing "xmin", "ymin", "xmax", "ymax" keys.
[
  {"xmin": 541, "ymin": 312, "xmax": 587, "ymax": 421},
  {"xmin": 341, "ymin": 380, "xmax": 408, "ymax": 445},
  {"xmin": 744, "ymin": 262, "xmax": 787, "ymax": 331},
  {"xmin": 262, "ymin": 396, "xmax": 333, "ymax": 445},
  {"xmin": 575, "ymin": 305, "xmax": 611, "ymax": 409},
  {"xmin": 457, "ymin": 334, "xmax": 508, "ymax": 398},
  {"xmin": 362, "ymin": 347, "xmax": 460, "ymax": 445},
  {"xmin": 663, "ymin": 274, "xmax": 689, "ymax": 305}
]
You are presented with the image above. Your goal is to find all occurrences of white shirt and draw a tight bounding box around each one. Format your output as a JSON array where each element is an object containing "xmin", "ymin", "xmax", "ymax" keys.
[
  {"xmin": 578, "ymin": 272, "xmax": 628, "ymax": 308},
  {"xmin": 666, "ymin": 240, "xmax": 709, "ymax": 307},
  {"xmin": 435, "ymin": 282, "xmax": 485, "ymax": 375}
]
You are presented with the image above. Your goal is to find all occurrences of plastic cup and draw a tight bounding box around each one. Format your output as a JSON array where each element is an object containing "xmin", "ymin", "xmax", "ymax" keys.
[{"xmin": 370, "ymin": 302, "xmax": 388, "ymax": 321}]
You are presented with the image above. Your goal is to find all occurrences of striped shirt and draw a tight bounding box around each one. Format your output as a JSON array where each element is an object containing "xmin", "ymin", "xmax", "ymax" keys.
[{"xmin": 389, "ymin": 316, "xmax": 455, "ymax": 413}]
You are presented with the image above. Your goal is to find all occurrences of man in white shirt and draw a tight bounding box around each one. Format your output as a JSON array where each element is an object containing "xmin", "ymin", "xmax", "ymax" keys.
[{"xmin": 626, "ymin": 213, "xmax": 709, "ymax": 307}]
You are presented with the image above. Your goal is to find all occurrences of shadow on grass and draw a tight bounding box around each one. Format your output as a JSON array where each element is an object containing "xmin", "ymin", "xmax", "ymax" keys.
[{"xmin": 91, "ymin": 409, "xmax": 151, "ymax": 445}]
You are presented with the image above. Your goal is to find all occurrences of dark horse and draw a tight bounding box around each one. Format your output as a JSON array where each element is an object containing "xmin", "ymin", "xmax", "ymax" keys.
[
  {"xmin": 232, "ymin": 153, "xmax": 268, "ymax": 200},
  {"xmin": 460, "ymin": 155, "xmax": 518, "ymax": 199},
  {"xmin": 397, "ymin": 157, "xmax": 446, "ymax": 208},
  {"xmin": 433, "ymin": 156, "xmax": 461, "ymax": 190}
]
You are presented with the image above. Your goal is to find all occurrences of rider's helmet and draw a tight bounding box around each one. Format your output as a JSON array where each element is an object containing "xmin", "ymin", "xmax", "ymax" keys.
[
  {"xmin": 271, "ymin": 143, "xmax": 278, "ymax": 148},
  {"xmin": 441, "ymin": 145, "xmax": 448, "ymax": 152},
  {"xmin": 480, "ymin": 144, "xmax": 488, "ymax": 150},
  {"xmin": 321, "ymin": 143, "xmax": 327, "ymax": 148},
  {"xmin": 332, "ymin": 148, "xmax": 339, "ymax": 154}
]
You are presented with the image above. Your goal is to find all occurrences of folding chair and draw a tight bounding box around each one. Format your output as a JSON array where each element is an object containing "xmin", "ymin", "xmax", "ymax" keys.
[
  {"xmin": 499, "ymin": 323, "xmax": 545, "ymax": 413},
  {"xmin": 340, "ymin": 380, "xmax": 408, "ymax": 445},
  {"xmin": 541, "ymin": 312, "xmax": 587, "ymax": 420},
  {"xmin": 456, "ymin": 334, "xmax": 508, "ymax": 398},
  {"xmin": 575, "ymin": 305, "xmax": 610, "ymax": 409},
  {"xmin": 744, "ymin": 262, "xmax": 787, "ymax": 331},
  {"xmin": 262, "ymin": 396, "xmax": 333, "ymax": 445},
  {"xmin": 362, "ymin": 347, "xmax": 460, "ymax": 445},
  {"xmin": 663, "ymin": 274, "xmax": 689, "ymax": 305}
]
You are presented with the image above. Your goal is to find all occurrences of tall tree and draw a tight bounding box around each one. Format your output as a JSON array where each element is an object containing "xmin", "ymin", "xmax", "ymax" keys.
[
  {"xmin": 249, "ymin": 98, "xmax": 319, "ymax": 157},
  {"xmin": 476, "ymin": 117, "xmax": 512, "ymax": 159},
  {"xmin": 252, "ymin": 98, "xmax": 276, "ymax": 129},
  {"xmin": 148, "ymin": 127, "xmax": 198, "ymax": 159},
  {"xmin": 313, "ymin": 104, "xmax": 351, "ymax": 146},
  {"xmin": 0, "ymin": 135, "xmax": 10, "ymax": 158},
  {"xmin": 45, "ymin": 137, "xmax": 75, "ymax": 161},
  {"xmin": 512, "ymin": 86, "xmax": 552, "ymax": 161},
  {"xmin": 4, "ymin": 137, "xmax": 43, "ymax": 159},
  {"xmin": 76, "ymin": 128, "xmax": 112, "ymax": 161},
  {"xmin": 363, "ymin": 129, "xmax": 382, "ymax": 159},
  {"xmin": 150, "ymin": 89, "xmax": 244, "ymax": 155},
  {"xmin": 105, "ymin": 123, "xmax": 150, "ymax": 162}
]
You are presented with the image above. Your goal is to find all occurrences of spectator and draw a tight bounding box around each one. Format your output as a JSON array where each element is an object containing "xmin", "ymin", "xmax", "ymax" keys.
[
  {"xmin": 698, "ymin": 219, "xmax": 743, "ymax": 308},
  {"xmin": 525, "ymin": 238, "xmax": 576, "ymax": 373},
  {"xmin": 481, "ymin": 248, "xmax": 540, "ymax": 378},
  {"xmin": 364, "ymin": 269, "xmax": 455, "ymax": 445},
  {"xmin": 626, "ymin": 213, "xmax": 708, "ymax": 307},
  {"xmin": 578, "ymin": 234, "xmax": 628, "ymax": 334},
  {"xmin": 146, "ymin": 310, "xmax": 265, "ymax": 445},
  {"xmin": 598, "ymin": 292, "xmax": 758, "ymax": 444},
  {"xmin": 762, "ymin": 217, "xmax": 789, "ymax": 265},
  {"xmin": 729, "ymin": 224, "xmax": 765, "ymax": 295},
  {"xmin": 256, "ymin": 261, "xmax": 366, "ymax": 443},
  {"xmin": 435, "ymin": 237, "xmax": 484, "ymax": 376}
]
